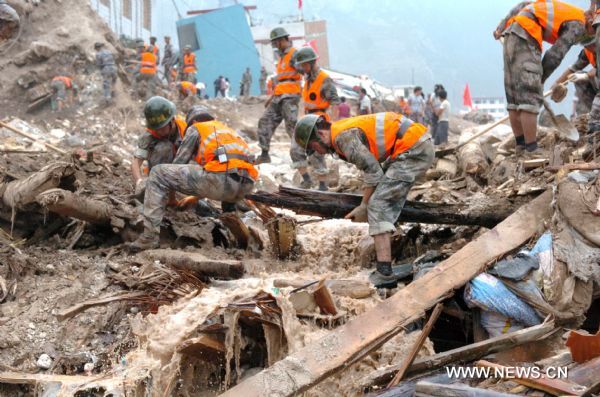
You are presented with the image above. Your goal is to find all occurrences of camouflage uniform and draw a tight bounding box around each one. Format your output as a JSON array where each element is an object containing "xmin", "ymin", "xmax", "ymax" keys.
[
  {"xmin": 241, "ymin": 70, "xmax": 252, "ymax": 96},
  {"xmin": 0, "ymin": 0, "xmax": 19, "ymax": 41},
  {"xmin": 162, "ymin": 42, "xmax": 175, "ymax": 83},
  {"xmin": 134, "ymin": 130, "xmax": 182, "ymax": 171},
  {"xmin": 589, "ymin": 0, "xmax": 600, "ymax": 132},
  {"xmin": 334, "ymin": 128, "xmax": 434, "ymax": 236},
  {"xmin": 569, "ymin": 49, "xmax": 597, "ymax": 114},
  {"xmin": 296, "ymin": 68, "xmax": 342, "ymax": 175},
  {"xmin": 498, "ymin": 2, "xmax": 586, "ymax": 114},
  {"xmin": 258, "ymin": 95, "xmax": 309, "ymax": 166},
  {"xmin": 259, "ymin": 68, "xmax": 268, "ymax": 95},
  {"xmin": 96, "ymin": 48, "xmax": 117, "ymax": 100},
  {"xmin": 142, "ymin": 125, "xmax": 254, "ymax": 233},
  {"xmin": 50, "ymin": 78, "xmax": 78, "ymax": 111}
]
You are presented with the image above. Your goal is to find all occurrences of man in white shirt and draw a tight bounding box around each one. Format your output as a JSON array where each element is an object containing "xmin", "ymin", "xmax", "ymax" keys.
[
  {"xmin": 433, "ymin": 90, "xmax": 450, "ymax": 145},
  {"xmin": 358, "ymin": 88, "xmax": 372, "ymax": 115},
  {"xmin": 408, "ymin": 86, "xmax": 425, "ymax": 123}
]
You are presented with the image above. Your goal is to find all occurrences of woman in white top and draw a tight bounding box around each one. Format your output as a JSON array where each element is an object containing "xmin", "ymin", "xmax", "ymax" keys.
[{"xmin": 433, "ymin": 90, "xmax": 450, "ymax": 145}]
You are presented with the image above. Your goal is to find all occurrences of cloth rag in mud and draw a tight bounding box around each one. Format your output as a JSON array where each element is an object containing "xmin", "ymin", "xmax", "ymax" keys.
[
  {"xmin": 488, "ymin": 252, "xmax": 539, "ymax": 281},
  {"xmin": 464, "ymin": 273, "xmax": 542, "ymax": 327}
]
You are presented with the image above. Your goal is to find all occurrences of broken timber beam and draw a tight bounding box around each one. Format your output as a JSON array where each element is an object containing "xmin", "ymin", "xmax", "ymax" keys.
[
  {"xmin": 220, "ymin": 190, "xmax": 553, "ymax": 397},
  {"xmin": 248, "ymin": 186, "xmax": 519, "ymax": 228},
  {"xmin": 37, "ymin": 188, "xmax": 113, "ymax": 225},
  {"xmin": 56, "ymin": 291, "xmax": 146, "ymax": 321},
  {"xmin": 140, "ymin": 249, "xmax": 244, "ymax": 280},
  {"xmin": 476, "ymin": 360, "xmax": 586, "ymax": 396},
  {"xmin": 1, "ymin": 162, "xmax": 75, "ymax": 210},
  {"xmin": 414, "ymin": 381, "xmax": 517, "ymax": 397},
  {"xmin": 364, "ymin": 319, "xmax": 558, "ymax": 387}
]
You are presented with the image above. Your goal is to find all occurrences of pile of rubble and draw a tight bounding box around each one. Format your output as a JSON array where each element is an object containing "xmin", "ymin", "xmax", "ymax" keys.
[{"xmin": 0, "ymin": 2, "xmax": 598, "ymax": 397}]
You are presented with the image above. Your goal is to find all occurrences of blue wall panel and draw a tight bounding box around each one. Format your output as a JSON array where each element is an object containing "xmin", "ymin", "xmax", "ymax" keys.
[{"xmin": 177, "ymin": 5, "xmax": 262, "ymax": 97}]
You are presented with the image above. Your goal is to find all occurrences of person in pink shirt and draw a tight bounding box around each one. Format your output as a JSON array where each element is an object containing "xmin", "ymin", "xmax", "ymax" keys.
[{"xmin": 337, "ymin": 96, "xmax": 351, "ymax": 119}]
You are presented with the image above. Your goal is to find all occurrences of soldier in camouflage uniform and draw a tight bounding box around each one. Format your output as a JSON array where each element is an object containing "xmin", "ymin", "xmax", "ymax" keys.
[
  {"xmin": 256, "ymin": 27, "xmax": 304, "ymax": 171},
  {"xmin": 259, "ymin": 66, "xmax": 268, "ymax": 95},
  {"xmin": 295, "ymin": 46, "xmax": 341, "ymax": 191},
  {"xmin": 587, "ymin": 1, "xmax": 600, "ymax": 136},
  {"xmin": 494, "ymin": 1, "xmax": 590, "ymax": 154},
  {"xmin": 241, "ymin": 67, "xmax": 252, "ymax": 96},
  {"xmin": 295, "ymin": 113, "xmax": 434, "ymax": 288},
  {"xmin": 130, "ymin": 106, "xmax": 258, "ymax": 251},
  {"xmin": 131, "ymin": 97, "xmax": 187, "ymax": 199},
  {"xmin": 94, "ymin": 42, "xmax": 117, "ymax": 103},
  {"xmin": 162, "ymin": 36, "xmax": 175, "ymax": 83}
]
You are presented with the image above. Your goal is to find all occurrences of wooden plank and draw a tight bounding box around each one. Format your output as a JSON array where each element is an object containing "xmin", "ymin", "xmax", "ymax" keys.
[
  {"xmin": 363, "ymin": 320, "xmax": 557, "ymax": 388},
  {"xmin": 56, "ymin": 291, "xmax": 146, "ymax": 321},
  {"xmin": 220, "ymin": 190, "xmax": 553, "ymax": 397},
  {"xmin": 415, "ymin": 381, "xmax": 516, "ymax": 397},
  {"xmin": 568, "ymin": 356, "xmax": 600, "ymax": 387},
  {"xmin": 0, "ymin": 121, "xmax": 67, "ymax": 155},
  {"xmin": 140, "ymin": 249, "xmax": 244, "ymax": 280},
  {"xmin": 388, "ymin": 303, "xmax": 444, "ymax": 387},
  {"xmin": 476, "ymin": 360, "xmax": 586, "ymax": 396}
]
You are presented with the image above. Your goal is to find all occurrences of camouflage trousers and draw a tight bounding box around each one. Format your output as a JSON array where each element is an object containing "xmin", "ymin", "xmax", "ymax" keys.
[
  {"xmin": 258, "ymin": 96, "xmax": 327, "ymax": 174},
  {"xmin": 143, "ymin": 164, "xmax": 254, "ymax": 234},
  {"xmin": 101, "ymin": 66, "xmax": 117, "ymax": 100},
  {"xmin": 574, "ymin": 79, "xmax": 596, "ymax": 116},
  {"xmin": 503, "ymin": 32, "xmax": 543, "ymax": 114},
  {"xmin": 589, "ymin": 25, "xmax": 600, "ymax": 132},
  {"xmin": 367, "ymin": 135, "xmax": 434, "ymax": 236}
]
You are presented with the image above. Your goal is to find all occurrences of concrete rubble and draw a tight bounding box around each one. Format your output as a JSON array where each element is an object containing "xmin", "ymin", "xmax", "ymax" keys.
[{"xmin": 0, "ymin": 1, "xmax": 598, "ymax": 397}]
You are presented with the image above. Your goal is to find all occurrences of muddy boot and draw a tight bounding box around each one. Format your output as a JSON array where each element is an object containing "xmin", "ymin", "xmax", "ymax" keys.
[
  {"xmin": 256, "ymin": 150, "xmax": 271, "ymax": 164},
  {"xmin": 300, "ymin": 173, "xmax": 313, "ymax": 189},
  {"xmin": 318, "ymin": 181, "xmax": 328, "ymax": 192},
  {"xmin": 128, "ymin": 231, "xmax": 159, "ymax": 253},
  {"xmin": 369, "ymin": 261, "xmax": 397, "ymax": 289}
]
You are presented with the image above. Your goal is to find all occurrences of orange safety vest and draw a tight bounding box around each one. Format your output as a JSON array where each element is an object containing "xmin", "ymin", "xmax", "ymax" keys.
[
  {"xmin": 330, "ymin": 112, "xmax": 427, "ymax": 162},
  {"xmin": 183, "ymin": 53, "xmax": 196, "ymax": 74},
  {"xmin": 151, "ymin": 44, "xmax": 159, "ymax": 57},
  {"xmin": 140, "ymin": 52, "xmax": 157, "ymax": 75},
  {"xmin": 146, "ymin": 115, "xmax": 187, "ymax": 140},
  {"xmin": 274, "ymin": 47, "xmax": 302, "ymax": 96},
  {"xmin": 511, "ymin": 0, "xmax": 585, "ymax": 49},
  {"xmin": 180, "ymin": 81, "xmax": 198, "ymax": 96},
  {"xmin": 303, "ymin": 69, "xmax": 331, "ymax": 121},
  {"xmin": 52, "ymin": 76, "xmax": 72, "ymax": 89},
  {"xmin": 192, "ymin": 120, "xmax": 259, "ymax": 181},
  {"xmin": 584, "ymin": 47, "xmax": 597, "ymax": 67}
]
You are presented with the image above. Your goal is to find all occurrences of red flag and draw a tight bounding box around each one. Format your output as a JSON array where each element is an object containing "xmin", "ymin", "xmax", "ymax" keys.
[
  {"xmin": 298, "ymin": 0, "xmax": 302, "ymax": 9},
  {"xmin": 463, "ymin": 83, "xmax": 473, "ymax": 109}
]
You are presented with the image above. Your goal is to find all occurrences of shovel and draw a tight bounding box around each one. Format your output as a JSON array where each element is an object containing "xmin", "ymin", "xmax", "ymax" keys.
[
  {"xmin": 542, "ymin": 99, "xmax": 579, "ymax": 143},
  {"xmin": 435, "ymin": 74, "xmax": 579, "ymax": 158}
]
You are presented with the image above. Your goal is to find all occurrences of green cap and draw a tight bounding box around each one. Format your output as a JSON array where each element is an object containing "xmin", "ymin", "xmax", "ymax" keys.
[
  {"xmin": 294, "ymin": 114, "xmax": 321, "ymax": 150},
  {"xmin": 144, "ymin": 96, "xmax": 176, "ymax": 130},
  {"xmin": 270, "ymin": 27, "xmax": 289, "ymax": 41},
  {"xmin": 294, "ymin": 46, "xmax": 318, "ymax": 65}
]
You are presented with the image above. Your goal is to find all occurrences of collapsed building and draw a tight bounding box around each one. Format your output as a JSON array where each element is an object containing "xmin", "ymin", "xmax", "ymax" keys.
[{"xmin": 0, "ymin": 1, "xmax": 598, "ymax": 397}]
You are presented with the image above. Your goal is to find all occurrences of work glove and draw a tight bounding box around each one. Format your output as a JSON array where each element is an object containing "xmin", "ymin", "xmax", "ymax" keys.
[
  {"xmin": 177, "ymin": 196, "xmax": 199, "ymax": 209},
  {"xmin": 550, "ymin": 84, "xmax": 568, "ymax": 103},
  {"xmin": 134, "ymin": 178, "xmax": 146, "ymax": 197},
  {"xmin": 572, "ymin": 72, "xmax": 590, "ymax": 83},
  {"xmin": 344, "ymin": 203, "xmax": 368, "ymax": 223}
]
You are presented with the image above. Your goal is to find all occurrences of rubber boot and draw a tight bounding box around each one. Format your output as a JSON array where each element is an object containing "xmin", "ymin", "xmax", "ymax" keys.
[
  {"xmin": 318, "ymin": 181, "xmax": 328, "ymax": 191},
  {"xmin": 369, "ymin": 261, "xmax": 398, "ymax": 289}
]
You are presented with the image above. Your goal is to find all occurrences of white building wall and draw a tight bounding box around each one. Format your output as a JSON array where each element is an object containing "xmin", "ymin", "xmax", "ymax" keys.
[{"xmin": 89, "ymin": 0, "xmax": 155, "ymax": 41}]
